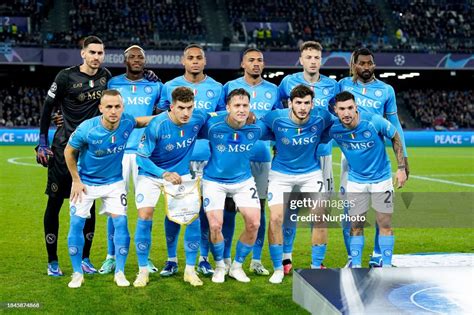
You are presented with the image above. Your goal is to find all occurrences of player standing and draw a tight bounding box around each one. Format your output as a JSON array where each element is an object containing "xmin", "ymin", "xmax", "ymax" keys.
[
  {"xmin": 133, "ymin": 87, "xmax": 209, "ymax": 287},
  {"xmin": 278, "ymin": 41, "xmax": 339, "ymax": 274},
  {"xmin": 221, "ymin": 48, "xmax": 282, "ymax": 275},
  {"xmin": 157, "ymin": 44, "xmax": 225, "ymax": 277},
  {"xmin": 329, "ymin": 91, "xmax": 406, "ymax": 268},
  {"xmin": 98, "ymin": 45, "xmax": 162, "ymax": 274},
  {"xmin": 201, "ymin": 88, "xmax": 266, "ymax": 283},
  {"xmin": 64, "ymin": 90, "xmax": 153, "ymax": 288},
  {"xmin": 338, "ymin": 48, "xmax": 409, "ymax": 267},
  {"xmin": 36, "ymin": 36, "xmax": 110, "ymax": 276}
]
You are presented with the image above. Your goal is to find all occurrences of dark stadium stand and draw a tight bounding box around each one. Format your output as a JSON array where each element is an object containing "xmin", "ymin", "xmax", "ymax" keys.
[
  {"xmin": 400, "ymin": 89, "xmax": 473, "ymax": 129},
  {"xmin": 391, "ymin": 0, "xmax": 473, "ymax": 52},
  {"xmin": 0, "ymin": 85, "xmax": 45, "ymax": 127}
]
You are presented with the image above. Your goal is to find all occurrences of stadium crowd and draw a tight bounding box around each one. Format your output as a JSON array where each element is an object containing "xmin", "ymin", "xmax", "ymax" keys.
[
  {"xmin": 400, "ymin": 89, "xmax": 473, "ymax": 129},
  {"xmin": 0, "ymin": 85, "xmax": 44, "ymax": 127},
  {"xmin": 227, "ymin": 0, "xmax": 389, "ymax": 51},
  {"xmin": 391, "ymin": 0, "xmax": 473, "ymax": 52}
]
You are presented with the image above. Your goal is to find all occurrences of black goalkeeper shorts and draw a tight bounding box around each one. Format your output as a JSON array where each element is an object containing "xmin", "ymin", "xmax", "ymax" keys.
[{"xmin": 45, "ymin": 145, "xmax": 72, "ymax": 198}]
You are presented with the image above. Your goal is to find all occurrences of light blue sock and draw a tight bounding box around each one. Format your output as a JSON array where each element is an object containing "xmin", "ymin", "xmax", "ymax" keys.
[
  {"xmin": 269, "ymin": 244, "xmax": 283, "ymax": 269},
  {"xmin": 210, "ymin": 240, "xmax": 225, "ymax": 262},
  {"xmin": 350, "ymin": 235, "xmax": 365, "ymax": 267},
  {"xmin": 283, "ymin": 227, "xmax": 296, "ymax": 255},
  {"xmin": 379, "ymin": 235, "xmax": 395, "ymax": 267},
  {"xmin": 235, "ymin": 240, "xmax": 253, "ymax": 264},
  {"xmin": 68, "ymin": 215, "xmax": 86, "ymax": 274},
  {"xmin": 311, "ymin": 244, "xmax": 327, "ymax": 268},
  {"xmin": 184, "ymin": 219, "xmax": 200, "ymax": 266},
  {"xmin": 342, "ymin": 206, "xmax": 351, "ymax": 256},
  {"xmin": 222, "ymin": 209, "xmax": 237, "ymax": 259},
  {"xmin": 113, "ymin": 215, "xmax": 130, "ymax": 273},
  {"xmin": 107, "ymin": 216, "xmax": 115, "ymax": 256},
  {"xmin": 373, "ymin": 223, "xmax": 381, "ymax": 256},
  {"xmin": 199, "ymin": 207, "xmax": 210, "ymax": 257},
  {"xmin": 164, "ymin": 216, "xmax": 180, "ymax": 260},
  {"xmin": 283, "ymin": 205, "xmax": 298, "ymax": 256},
  {"xmin": 135, "ymin": 218, "xmax": 152, "ymax": 267},
  {"xmin": 252, "ymin": 204, "xmax": 265, "ymax": 260}
]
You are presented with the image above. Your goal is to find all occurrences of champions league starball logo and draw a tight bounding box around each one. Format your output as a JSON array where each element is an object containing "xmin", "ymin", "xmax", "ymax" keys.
[{"xmin": 394, "ymin": 54, "xmax": 405, "ymax": 66}]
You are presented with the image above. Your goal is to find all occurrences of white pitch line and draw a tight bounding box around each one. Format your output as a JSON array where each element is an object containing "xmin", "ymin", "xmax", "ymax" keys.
[
  {"xmin": 409, "ymin": 175, "xmax": 474, "ymax": 188},
  {"xmin": 333, "ymin": 162, "xmax": 474, "ymax": 187},
  {"xmin": 7, "ymin": 157, "xmax": 41, "ymax": 167}
]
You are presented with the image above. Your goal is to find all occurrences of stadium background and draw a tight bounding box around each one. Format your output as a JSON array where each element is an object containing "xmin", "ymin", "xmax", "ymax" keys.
[{"xmin": 0, "ymin": 0, "xmax": 472, "ymax": 313}]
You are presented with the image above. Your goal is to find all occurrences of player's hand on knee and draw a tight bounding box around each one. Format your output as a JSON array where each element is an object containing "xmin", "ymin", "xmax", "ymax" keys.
[
  {"xmin": 51, "ymin": 111, "xmax": 64, "ymax": 127},
  {"xmin": 34, "ymin": 135, "xmax": 53, "ymax": 167},
  {"xmin": 143, "ymin": 69, "xmax": 161, "ymax": 82},
  {"xmin": 395, "ymin": 169, "xmax": 407, "ymax": 189},
  {"xmin": 163, "ymin": 172, "xmax": 182, "ymax": 185},
  {"xmin": 70, "ymin": 180, "xmax": 86, "ymax": 203}
]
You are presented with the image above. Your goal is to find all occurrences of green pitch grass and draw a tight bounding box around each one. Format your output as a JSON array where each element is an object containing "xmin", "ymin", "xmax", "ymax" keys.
[{"xmin": 0, "ymin": 146, "xmax": 473, "ymax": 313}]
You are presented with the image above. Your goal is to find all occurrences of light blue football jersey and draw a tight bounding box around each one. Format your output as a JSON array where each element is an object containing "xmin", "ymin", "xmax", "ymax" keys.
[
  {"xmin": 223, "ymin": 77, "xmax": 282, "ymax": 162},
  {"xmin": 279, "ymin": 72, "xmax": 339, "ymax": 156},
  {"xmin": 157, "ymin": 75, "xmax": 225, "ymax": 161},
  {"xmin": 200, "ymin": 114, "xmax": 267, "ymax": 183},
  {"xmin": 338, "ymin": 77, "xmax": 397, "ymax": 116},
  {"xmin": 107, "ymin": 74, "xmax": 162, "ymax": 153},
  {"xmin": 261, "ymin": 108, "xmax": 334, "ymax": 174},
  {"xmin": 329, "ymin": 112, "xmax": 396, "ymax": 183},
  {"xmin": 68, "ymin": 113, "xmax": 136, "ymax": 185},
  {"xmin": 137, "ymin": 109, "xmax": 208, "ymax": 178}
]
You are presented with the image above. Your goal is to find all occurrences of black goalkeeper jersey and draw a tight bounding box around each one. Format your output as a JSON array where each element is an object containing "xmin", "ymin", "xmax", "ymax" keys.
[{"xmin": 40, "ymin": 65, "xmax": 112, "ymax": 148}]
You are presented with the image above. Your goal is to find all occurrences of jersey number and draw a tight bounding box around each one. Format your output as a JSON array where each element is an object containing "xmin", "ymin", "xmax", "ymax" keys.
[
  {"xmin": 120, "ymin": 194, "xmax": 128, "ymax": 206},
  {"xmin": 317, "ymin": 181, "xmax": 324, "ymax": 192},
  {"xmin": 384, "ymin": 190, "xmax": 393, "ymax": 204},
  {"xmin": 250, "ymin": 188, "xmax": 258, "ymax": 199}
]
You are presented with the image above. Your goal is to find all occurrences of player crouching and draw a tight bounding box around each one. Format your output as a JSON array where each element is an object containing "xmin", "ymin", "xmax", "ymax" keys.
[{"xmin": 64, "ymin": 90, "xmax": 153, "ymax": 288}]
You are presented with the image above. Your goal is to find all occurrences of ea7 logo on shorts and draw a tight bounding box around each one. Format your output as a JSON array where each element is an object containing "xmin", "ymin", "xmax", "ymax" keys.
[{"xmin": 69, "ymin": 246, "xmax": 78, "ymax": 256}]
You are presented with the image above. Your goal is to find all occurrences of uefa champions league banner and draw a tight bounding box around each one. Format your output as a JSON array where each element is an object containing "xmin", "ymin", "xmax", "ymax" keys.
[
  {"xmin": 2, "ymin": 48, "xmax": 473, "ymax": 69},
  {"xmin": 0, "ymin": 129, "xmax": 473, "ymax": 146}
]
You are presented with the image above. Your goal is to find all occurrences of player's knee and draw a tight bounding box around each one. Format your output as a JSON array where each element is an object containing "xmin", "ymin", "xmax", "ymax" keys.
[
  {"xmin": 245, "ymin": 217, "xmax": 260, "ymax": 233},
  {"xmin": 350, "ymin": 227, "xmax": 363, "ymax": 236},
  {"xmin": 379, "ymin": 226, "xmax": 392, "ymax": 235},
  {"xmin": 208, "ymin": 218, "xmax": 223, "ymax": 235},
  {"xmin": 138, "ymin": 208, "xmax": 153, "ymax": 220},
  {"xmin": 270, "ymin": 212, "xmax": 283, "ymax": 228}
]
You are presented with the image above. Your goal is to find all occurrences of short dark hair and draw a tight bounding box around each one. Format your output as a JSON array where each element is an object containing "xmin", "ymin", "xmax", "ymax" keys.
[
  {"xmin": 290, "ymin": 84, "xmax": 314, "ymax": 101},
  {"xmin": 242, "ymin": 48, "xmax": 262, "ymax": 59},
  {"xmin": 300, "ymin": 41, "xmax": 323, "ymax": 53},
  {"xmin": 335, "ymin": 91, "xmax": 355, "ymax": 104},
  {"xmin": 226, "ymin": 88, "xmax": 250, "ymax": 104},
  {"xmin": 82, "ymin": 36, "xmax": 103, "ymax": 49},
  {"xmin": 100, "ymin": 89, "xmax": 122, "ymax": 103},
  {"xmin": 172, "ymin": 86, "xmax": 194, "ymax": 104},
  {"xmin": 184, "ymin": 44, "xmax": 204, "ymax": 55},
  {"xmin": 352, "ymin": 47, "xmax": 374, "ymax": 64}
]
